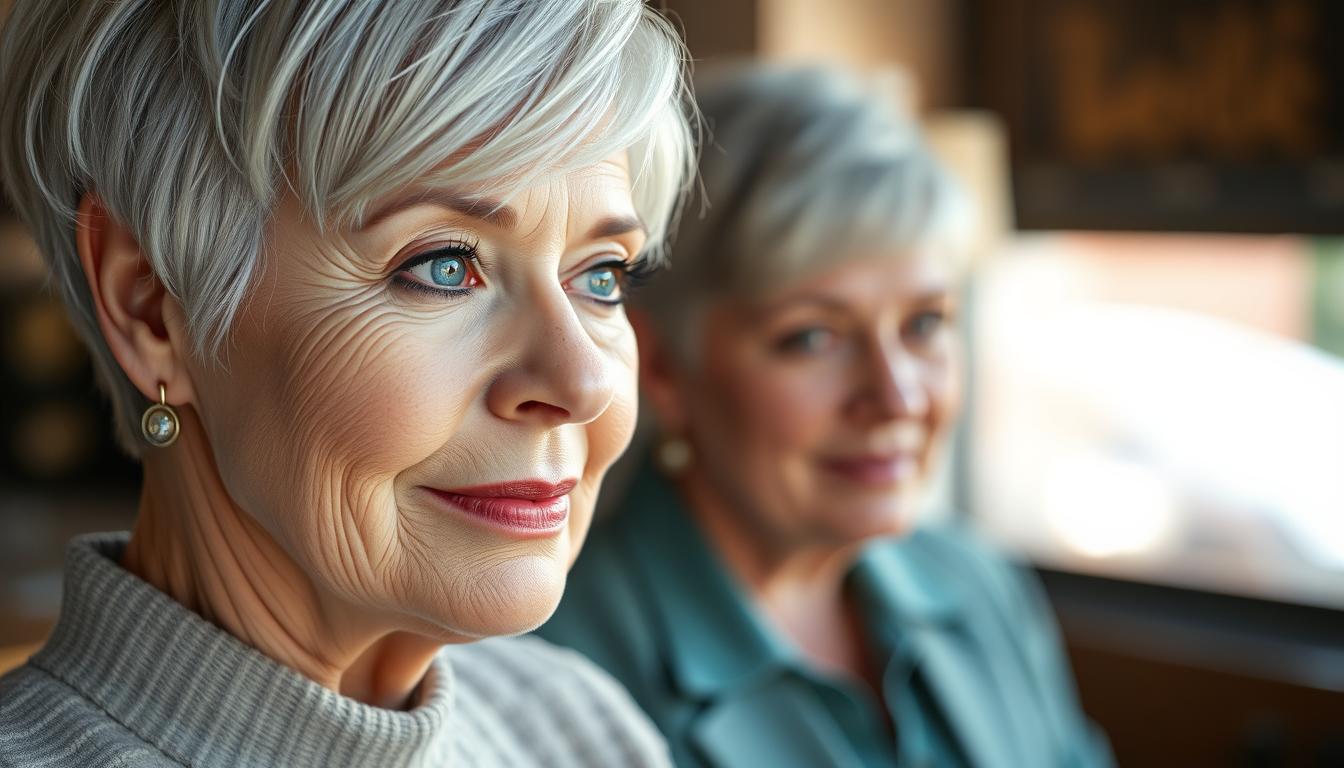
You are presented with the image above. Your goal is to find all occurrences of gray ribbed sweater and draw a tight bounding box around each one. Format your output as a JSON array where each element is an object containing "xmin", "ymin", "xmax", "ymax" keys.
[{"xmin": 0, "ymin": 533, "xmax": 672, "ymax": 767}]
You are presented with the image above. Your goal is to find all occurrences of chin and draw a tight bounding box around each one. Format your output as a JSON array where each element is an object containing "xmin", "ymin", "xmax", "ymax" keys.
[
  {"xmin": 831, "ymin": 498, "xmax": 920, "ymax": 543},
  {"xmin": 435, "ymin": 553, "xmax": 568, "ymax": 639}
]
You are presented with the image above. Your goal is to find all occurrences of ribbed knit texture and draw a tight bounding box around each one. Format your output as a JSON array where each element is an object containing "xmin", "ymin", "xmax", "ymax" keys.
[{"xmin": 0, "ymin": 533, "xmax": 671, "ymax": 767}]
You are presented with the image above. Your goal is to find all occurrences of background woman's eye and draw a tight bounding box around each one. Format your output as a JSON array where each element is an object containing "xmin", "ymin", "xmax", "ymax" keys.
[
  {"xmin": 906, "ymin": 310, "xmax": 948, "ymax": 341},
  {"xmin": 777, "ymin": 327, "xmax": 838, "ymax": 355}
]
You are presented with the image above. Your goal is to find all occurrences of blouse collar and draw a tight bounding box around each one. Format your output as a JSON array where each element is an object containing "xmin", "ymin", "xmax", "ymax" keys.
[{"xmin": 612, "ymin": 463, "xmax": 966, "ymax": 701}]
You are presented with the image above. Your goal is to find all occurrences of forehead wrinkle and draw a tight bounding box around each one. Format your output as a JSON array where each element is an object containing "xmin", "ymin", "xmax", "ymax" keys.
[
  {"xmin": 503, "ymin": 178, "xmax": 570, "ymax": 252},
  {"xmin": 565, "ymin": 162, "xmax": 640, "ymax": 248}
]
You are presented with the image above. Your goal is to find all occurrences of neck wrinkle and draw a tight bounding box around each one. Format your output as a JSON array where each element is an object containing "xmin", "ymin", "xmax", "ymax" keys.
[{"xmin": 121, "ymin": 411, "xmax": 437, "ymax": 710}]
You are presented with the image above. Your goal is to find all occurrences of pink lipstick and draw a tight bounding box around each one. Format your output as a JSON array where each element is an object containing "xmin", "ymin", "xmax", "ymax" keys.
[
  {"xmin": 820, "ymin": 455, "xmax": 918, "ymax": 486},
  {"xmin": 425, "ymin": 479, "xmax": 575, "ymax": 537}
]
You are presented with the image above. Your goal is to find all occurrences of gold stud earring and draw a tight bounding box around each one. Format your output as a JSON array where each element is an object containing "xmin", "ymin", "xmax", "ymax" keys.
[{"xmin": 141, "ymin": 383, "xmax": 180, "ymax": 447}]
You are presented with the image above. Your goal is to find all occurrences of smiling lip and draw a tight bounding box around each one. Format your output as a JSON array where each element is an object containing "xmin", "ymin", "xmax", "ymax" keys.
[
  {"xmin": 425, "ymin": 479, "xmax": 576, "ymax": 537},
  {"xmin": 819, "ymin": 455, "xmax": 919, "ymax": 486}
]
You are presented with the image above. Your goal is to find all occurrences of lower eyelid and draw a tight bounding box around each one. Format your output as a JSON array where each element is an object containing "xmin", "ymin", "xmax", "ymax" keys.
[
  {"xmin": 392, "ymin": 274, "xmax": 473, "ymax": 299},
  {"xmin": 572, "ymin": 290, "xmax": 626, "ymax": 308}
]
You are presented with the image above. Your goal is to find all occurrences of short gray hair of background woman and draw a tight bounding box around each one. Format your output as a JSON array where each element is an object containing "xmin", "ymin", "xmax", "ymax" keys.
[{"xmin": 637, "ymin": 63, "xmax": 967, "ymax": 360}]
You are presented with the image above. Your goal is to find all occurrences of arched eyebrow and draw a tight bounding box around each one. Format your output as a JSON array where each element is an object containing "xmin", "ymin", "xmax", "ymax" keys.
[
  {"xmin": 584, "ymin": 214, "xmax": 646, "ymax": 241},
  {"xmin": 360, "ymin": 191, "xmax": 645, "ymax": 244},
  {"xmin": 359, "ymin": 191, "xmax": 517, "ymax": 231}
]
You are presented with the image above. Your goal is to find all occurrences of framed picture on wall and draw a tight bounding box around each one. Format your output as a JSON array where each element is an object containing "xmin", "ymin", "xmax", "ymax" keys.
[{"xmin": 968, "ymin": 0, "xmax": 1344, "ymax": 234}]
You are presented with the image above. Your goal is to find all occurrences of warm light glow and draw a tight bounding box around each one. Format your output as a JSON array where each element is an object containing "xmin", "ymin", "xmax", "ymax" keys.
[
  {"xmin": 972, "ymin": 234, "xmax": 1344, "ymax": 607},
  {"xmin": 1042, "ymin": 453, "xmax": 1180, "ymax": 559}
]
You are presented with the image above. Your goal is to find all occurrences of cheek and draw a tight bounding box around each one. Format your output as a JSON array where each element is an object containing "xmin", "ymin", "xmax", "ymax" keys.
[
  {"xmin": 198, "ymin": 287, "xmax": 481, "ymax": 561},
  {"xmin": 278, "ymin": 313, "xmax": 470, "ymax": 470},
  {"xmin": 701, "ymin": 355, "xmax": 844, "ymax": 459},
  {"xmin": 925, "ymin": 344, "xmax": 963, "ymax": 440}
]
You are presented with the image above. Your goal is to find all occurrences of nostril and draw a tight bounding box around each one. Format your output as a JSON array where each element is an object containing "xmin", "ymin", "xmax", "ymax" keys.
[{"xmin": 517, "ymin": 400, "xmax": 570, "ymax": 420}]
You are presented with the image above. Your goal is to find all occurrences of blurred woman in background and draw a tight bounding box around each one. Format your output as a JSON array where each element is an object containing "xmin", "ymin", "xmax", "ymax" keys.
[
  {"xmin": 538, "ymin": 64, "xmax": 1111, "ymax": 768},
  {"xmin": 0, "ymin": 1, "xmax": 690, "ymax": 765}
]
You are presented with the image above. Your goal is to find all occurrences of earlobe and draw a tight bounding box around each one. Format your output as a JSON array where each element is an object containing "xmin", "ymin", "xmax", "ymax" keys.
[{"xmin": 76, "ymin": 194, "xmax": 196, "ymax": 406}]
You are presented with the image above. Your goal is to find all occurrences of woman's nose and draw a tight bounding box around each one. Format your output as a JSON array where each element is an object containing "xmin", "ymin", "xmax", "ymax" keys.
[
  {"xmin": 485, "ymin": 291, "xmax": 615, "ymax": 428},
  {"xmin": 857, "ymin": 341, "xmax": 929, "ymax": 422}
]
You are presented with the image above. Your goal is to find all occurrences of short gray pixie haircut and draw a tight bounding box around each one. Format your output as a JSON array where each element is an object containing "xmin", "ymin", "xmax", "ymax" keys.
[
  {"xmin": 639, "ymin": 63, "xmax": 965, "ymax": 358},
  {"xmin": 0, "ymin": 0, "xmax": 693, "ymax": 455}
]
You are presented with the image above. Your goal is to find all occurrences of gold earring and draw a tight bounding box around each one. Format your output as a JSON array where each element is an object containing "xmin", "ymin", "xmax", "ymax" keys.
[
  {"xmin": 654, "ymin": 434, "xmax": 693, "ymax": 476},
  {"xmin": 141, "ymin": 383, "xmax": 180, "ymax": 447}
]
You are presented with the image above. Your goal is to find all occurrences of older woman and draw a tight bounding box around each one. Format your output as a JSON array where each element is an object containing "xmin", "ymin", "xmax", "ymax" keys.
[
  {"xmin": 0, "ymin": 1, "xmax": 691, "ymax": 765},
  {"xmin": 537, "ymin": 65, "xmax": 1112, "ymax": 768}
]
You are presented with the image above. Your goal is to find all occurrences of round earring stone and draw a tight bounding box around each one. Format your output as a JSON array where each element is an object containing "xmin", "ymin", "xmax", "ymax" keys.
[
  {"xmin": 150, "ymin": 413, "xmax": 173, "ymax": 440},
  {"xmin": 141, "ymin": 404, "xmax": 179, "ymax": 447}
]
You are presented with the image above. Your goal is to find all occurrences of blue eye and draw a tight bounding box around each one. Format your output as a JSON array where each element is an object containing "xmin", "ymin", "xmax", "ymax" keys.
[
  {"xmin": 430, "ymin": 255, "xmax": 467, "ymax": 286},
  {"xmin": 396, "ymin": 243, "xmax": 482, "ymax": 296},
  {"xmin": 586, "ymin": 268, "xmax": 618, "ymax": 298},
  {"xmin": 566, "ymin": 255, "xmax": 659, "ymax": 305},
  {"xmin": 568, "ymin": 261, "xmax": 632, "ymax": 305}
]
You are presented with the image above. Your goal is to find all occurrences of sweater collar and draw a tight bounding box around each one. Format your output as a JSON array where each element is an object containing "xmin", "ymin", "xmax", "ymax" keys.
[{"xmin": 32, "ymin": 533, "xmax": 454, "ymax": 767}]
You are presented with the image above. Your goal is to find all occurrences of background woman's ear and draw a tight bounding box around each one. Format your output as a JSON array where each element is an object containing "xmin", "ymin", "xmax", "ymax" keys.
[
  {"xmin": 76, "ymin": 194, "xmax": 196, "ymax": 406},
  {"xmin": 628, "ymin": 307, "xmax": 689, "ymax": 435}
]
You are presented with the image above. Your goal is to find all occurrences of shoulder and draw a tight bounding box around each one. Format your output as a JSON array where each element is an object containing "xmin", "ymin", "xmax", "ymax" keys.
[
  {"xmin": 899, "ymin": 523, "xmax": 1046, "ymax": 621},
  {"xmin": 890, "ymin": 526, "xmax": 1116, "ymax": 767},
  {"xmin": 872, "ymin": 525, "xmax": 1067, "ymax": 684},
  {"xmin": 444, "ymin": 636, "xmax": 671, "ymax": 767},
  {"xmin": 901, "ymin": 521, "xmax": 1014, "ymax": 574},
  {"xmin": 0, "ymin": 663, "xmax": 176, "ymax": 767}
]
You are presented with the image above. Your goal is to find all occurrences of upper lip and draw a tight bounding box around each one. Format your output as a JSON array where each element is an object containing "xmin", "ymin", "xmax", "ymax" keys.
[{"xmin": 430, "ymin": 478, "xmax": 577, "ymax": 500}]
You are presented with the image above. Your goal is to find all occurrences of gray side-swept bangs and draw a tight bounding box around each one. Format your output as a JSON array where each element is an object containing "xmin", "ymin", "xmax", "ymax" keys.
[
  {"xmin": 639, "ymin": 63, "xmax": 966, "ymax": 360},
  {"xmin": 0, "ymin": 0, "xmax": 694, "ymax": 455}
]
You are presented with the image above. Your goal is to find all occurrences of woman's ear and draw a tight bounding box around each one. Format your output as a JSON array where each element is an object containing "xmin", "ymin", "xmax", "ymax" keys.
[
  {"xmin": 76, "ymin": 194, "xmax": 196, "ymax": 406},
  {"xmin": 629, "ymin": 308, "xmax": 689, "ymax": 435}
]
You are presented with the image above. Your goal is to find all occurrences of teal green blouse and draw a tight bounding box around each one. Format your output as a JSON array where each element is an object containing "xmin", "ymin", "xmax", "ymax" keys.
[{"xmin": 536, "ymin": 466, "xmax": 1113, "ymax": 768}]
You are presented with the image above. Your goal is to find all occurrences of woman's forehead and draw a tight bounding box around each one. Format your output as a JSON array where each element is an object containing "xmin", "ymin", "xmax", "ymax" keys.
[
  {"xmin": 744, "ymin": 249, "xmax": 954, "ymax": 315},
  {"xmin": 349, "ymin": 152, "xmax": 637, "ymax": 233}
]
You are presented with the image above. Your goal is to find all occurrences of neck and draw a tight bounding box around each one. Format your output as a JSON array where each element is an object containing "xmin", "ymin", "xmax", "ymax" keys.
[
  {"xmin": 679, "ymin": 469, "xmax": 872, "ymax": 682},
  {"xmin": 120, "ymin": 412, "xmax": 440, "ymax": 710}
]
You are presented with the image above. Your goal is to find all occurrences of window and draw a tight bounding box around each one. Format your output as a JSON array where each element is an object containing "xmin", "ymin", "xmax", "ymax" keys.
[{"xmin": 968, "ymin": 233, "xmax": 1344, "ymax": 609}]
